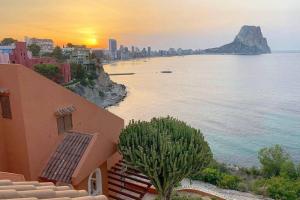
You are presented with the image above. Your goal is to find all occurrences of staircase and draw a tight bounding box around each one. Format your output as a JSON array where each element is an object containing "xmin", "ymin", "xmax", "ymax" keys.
[{"xmin": 108, "ymin": 160, "xmax": 152, "ymax": 200}]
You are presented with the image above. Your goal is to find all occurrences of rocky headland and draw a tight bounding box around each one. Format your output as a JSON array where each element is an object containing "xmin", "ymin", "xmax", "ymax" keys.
[
  {"xmin": 68, "ymin": 66, "xmax": 127, "ymax": 108},
  {"xmin": 204, "ymin": 25, "xmax": 271, "ymax": 55}
]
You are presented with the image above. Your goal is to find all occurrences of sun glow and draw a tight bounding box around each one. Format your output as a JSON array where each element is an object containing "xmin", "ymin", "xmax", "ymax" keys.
[{"xmin": 86, "ymin": 38, "xmax": 98, "ymax": 46}]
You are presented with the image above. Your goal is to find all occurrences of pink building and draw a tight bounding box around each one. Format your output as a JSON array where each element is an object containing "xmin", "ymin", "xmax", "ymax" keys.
[
  {"xmin": 2, "ymin": 42, "xmax": 71, "ymax": 83},
  {"xmin": 0, "ymin": 64, "xmax": 124, "ymax": 196}
]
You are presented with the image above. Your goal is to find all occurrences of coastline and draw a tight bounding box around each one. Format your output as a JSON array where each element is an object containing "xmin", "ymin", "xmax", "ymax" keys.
[{"xmin": 67, "ymin": 65, "xmax": 127, "ymax": 108}]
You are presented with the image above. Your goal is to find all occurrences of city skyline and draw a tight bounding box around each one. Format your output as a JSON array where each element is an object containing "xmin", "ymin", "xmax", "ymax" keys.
[{"xmin": 1, "ymin": 0, "xmax": 299, "ymax": 50}]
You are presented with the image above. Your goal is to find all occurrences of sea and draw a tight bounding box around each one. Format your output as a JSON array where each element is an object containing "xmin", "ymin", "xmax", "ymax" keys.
[{"xmin": 104, "ymin": 53, "xmax": 300, "ymax": 167}]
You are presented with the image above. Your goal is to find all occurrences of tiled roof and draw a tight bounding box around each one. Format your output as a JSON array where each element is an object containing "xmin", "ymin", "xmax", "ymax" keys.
[
  {"xmin": 0, "ymin": 179, "xmax": 107, "ymax": 200},
  {"xmin": 40, "ymin": 132, "xmax": 93, "ymax": 184},
  {"xmin": 55, "ymin": 105, "xmax": 76, "ymax": 117}
]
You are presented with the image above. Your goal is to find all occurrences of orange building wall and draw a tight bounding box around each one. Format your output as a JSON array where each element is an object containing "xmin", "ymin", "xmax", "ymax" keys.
[
  {"xmin": 0, "ymin": 122, "xmax": 7, "ymax": 171},
  {"xmin": 0, "ymin": 66, "xmax": 31, "ymax": 178},
  {"xmin": 0, "ymin": 64, "xmax": 124, "ymax": 181}
]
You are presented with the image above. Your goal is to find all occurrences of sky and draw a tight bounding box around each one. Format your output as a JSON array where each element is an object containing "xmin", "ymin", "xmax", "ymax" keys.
[{"xmin": 0, "ymin": 0, "xmax": 299, "ymax": 50}]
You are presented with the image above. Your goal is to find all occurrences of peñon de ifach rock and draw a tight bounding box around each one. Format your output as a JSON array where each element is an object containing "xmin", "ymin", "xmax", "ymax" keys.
[{"xmin": 204, "ymin": 25, "xmax": 271, "ymax": 55}]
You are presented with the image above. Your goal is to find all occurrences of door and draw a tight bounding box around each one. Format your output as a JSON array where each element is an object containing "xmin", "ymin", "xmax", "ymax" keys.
[{"xmin": 88, "ymin": 168, "xmax": 102, "ymax": 196}]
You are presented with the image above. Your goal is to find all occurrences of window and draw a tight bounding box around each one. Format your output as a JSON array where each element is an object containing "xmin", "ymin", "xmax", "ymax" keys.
[
  {"xmin": 57, "ymin": 114, "xmax": 72, "ymax": 134},
  {"xmin": 0, "ymin": 96, "xmax": 12, "ymax": 119},
  {"xmin": 88, "ymin": 168, "xmax": 102, "ymax": 196}
]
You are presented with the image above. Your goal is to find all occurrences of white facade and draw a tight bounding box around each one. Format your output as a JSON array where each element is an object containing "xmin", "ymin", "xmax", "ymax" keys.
[
  {"xmin": 0, "ymin": 44, "xmax": 15, "ymax": 64},
  {"xmin": 25, "ymin": 36, "xmax": 54, "ymax": 54},
  {"xmin": 0, "ymin": 52, "xmax": 10, "ymax": 64}
]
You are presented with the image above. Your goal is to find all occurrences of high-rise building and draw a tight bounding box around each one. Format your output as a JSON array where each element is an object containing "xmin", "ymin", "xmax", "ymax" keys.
[
  {"xmin": 108, "ymin": 39, "xmax": 117, "ymax": 52},
  {"xmin": 147, "ymin": 46, "xmax": 151, "ymax": 56},
  {"xmin": 108, "ymin": 39, "xmax": 117, "ymax": 59}
]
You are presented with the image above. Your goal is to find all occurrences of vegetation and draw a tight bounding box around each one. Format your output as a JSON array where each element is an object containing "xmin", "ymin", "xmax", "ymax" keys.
[
  {"xmin": 51, "ymin": 46, "xmax": 64, "ymax": 61},
  {"xmin": 66, "ymin": 43, "xmax": 74, "ymax": 47},
  {"xmin": 258, "ymin": 144, "xmax": 294, "ymax": 178},
  {"xmin": 189, "ymin": 144, "xmax": 300, "ymax": 200},
  {"xmin": 34, "ymin": 64, "xmax": 62, "ymax": 83},
  {"xmin": 1, "ymin": 38, "xmax": 17, "ymax": 45},
  {"xmin": 117, "ymin": 115, "xmax": 299, "ymax": 200},
  {"xmin": 190, "ymin": 167, "xmax": 240, "ymax": 190},
  {"xmin": 28, "ymin": 44, "xmax": 41, "ymax": 56},
  {"xmin": 70, "ymin": 63, "xmax": 97, "ymax": 88},
  {"xmin": 118, "ymin": 117, "xmax": 212, "ymax": 200}
]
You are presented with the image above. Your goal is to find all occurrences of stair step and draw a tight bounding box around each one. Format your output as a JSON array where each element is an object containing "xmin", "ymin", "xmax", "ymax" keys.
[
  {"xmin": 108, "ymin": 170, "xmax": 150, "ymax": 185},
  {"xmin": 109, "ymin": 181, "xmax": 144, "ymax": 196},
  {"xmin": 111, "ymin": 166, "xmax": 150, "ymax": 180},
  {"xmin": 109, "ymin": 194, "xmax": 124, "ymax": 200},
  {"xmin": 108, "ymin": 175, "xmax": 148, "ymax": 191},
  {"xmin": 109, "ymin": 187, "xmax": 141, "ymax": 200}
]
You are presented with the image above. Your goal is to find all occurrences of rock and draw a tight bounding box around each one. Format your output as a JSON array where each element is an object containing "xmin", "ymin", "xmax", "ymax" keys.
[
  {"xmin": 160, "ymin": 70, "xmax": 172, "ymax": 73},
  {"xmin": 68, "ymin": 66, "xmax": 127, "ymax": 108},
  {"xmin": 205, "ymin": 25, "xmax": 271, "ymax": 55}
]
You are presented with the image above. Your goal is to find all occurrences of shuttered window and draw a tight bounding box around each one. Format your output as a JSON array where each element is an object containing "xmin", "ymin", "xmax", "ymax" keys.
[
  {"xmin": 64, "ymin": 114, "xmax": 73, "ymax": 130},
  {"xmin": 57, "ymin": 114, "xmax": 73, "ymax": 134},
  {"xmin": 0, "ymin": 96, "xmax": 12, "ymax": 119}
]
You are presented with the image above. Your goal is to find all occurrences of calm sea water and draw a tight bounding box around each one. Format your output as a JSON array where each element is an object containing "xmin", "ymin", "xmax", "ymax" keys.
[{"xmin": 104, "ymin": 54, "xmax": 300, "ymax": 167}]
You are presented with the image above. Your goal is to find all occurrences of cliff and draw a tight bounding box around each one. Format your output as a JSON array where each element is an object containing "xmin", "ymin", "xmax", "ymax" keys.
[
  {"xmin": 68, "ymin": 66, "xmax": 127, "ymax": 108},
  {"xmin": 204, "ymin": 26, "xmax": 271, "ymax": 55}
]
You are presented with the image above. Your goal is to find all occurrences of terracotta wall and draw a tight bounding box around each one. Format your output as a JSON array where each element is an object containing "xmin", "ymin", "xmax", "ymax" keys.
[
  {"xmin": 0, "ymin": 118, "xmax": 7, "ymax": 171},
  {"xmin": 0, "ymin": 65, "xmax": 31, "ymax": 178},
  {"xmin": 0, "ymin": 64, "xmax": 124, "ymax": 180}
]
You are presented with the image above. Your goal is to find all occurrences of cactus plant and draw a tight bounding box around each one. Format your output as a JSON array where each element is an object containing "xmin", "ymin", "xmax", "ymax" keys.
[{"xmin": 118, "ymin": 116, "xmax": 212, "ymax": 200}]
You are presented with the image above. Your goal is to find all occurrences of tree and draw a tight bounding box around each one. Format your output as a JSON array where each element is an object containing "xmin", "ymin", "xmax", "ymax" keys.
[
  {"xmin": 66, "ymin": 43, "xmax": 74, "ymax": 47},
  {"xmin": 34, "ymin": 64, "xmax": 61, "ymax": 82},
  {"xmin": 70, "ymin": 63, "xmax": 86, "ymax": 80},
  {"xmin": 28, "ymin": 44, "xmax": 41, "ymax": 56},
  {"xmin": 52, "ymin": 46, "xmax": 63, "ymax": 61},
  {"xmin": 258, "ymin": 145, "xmax": 291, "ymax": 178},
  {"xmin": 1, "ymin": 38, "xmax": 17, "ymax": 45},
  {"xmin": 118, "ymin": 117, "xmax": 212, "ymax": 200}
]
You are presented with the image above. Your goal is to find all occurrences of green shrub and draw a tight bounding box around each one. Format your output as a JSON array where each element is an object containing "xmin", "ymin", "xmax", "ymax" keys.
[
  {"xmin": 258, "ymin": 145, "xmax": 291, "ymax": 178},
  {"xmin": 237, "ymin": 182, "xmax": 248, "ymax": 192},
  {"xmin": 34, "ymin": 64, "xmax": 61, "ymax": 82},
  {"xmin": 266, "ymin": 177, "xmax": 298, "ymax": 200},
  {"xmin": 251, "ymin": 178, "xmax": 268, "ymax": 196},
  {"xmin": 280, "ymin": 160, "xmax": 297, "ymax": 179},
  {"xmin": 88, "ymin": 79, "xmax": 95, "ymax": 87},
  {"xmin": 200, "ymin": 168, "xmax": 221, "ymax": 185},
  {"xmin": 249, "ymin": 166, "xmax": 261, "ymax": 177},
  {"xmin": 80, "ymin": 78, "xmax": 88, "ymax": 86},
  {"xmin": 208, "ymin": 160, "xmax": 228, "ymax": 173},
  {"xmin": 217, "ymin": 174, "xmax": 240, "ymax": 190}
]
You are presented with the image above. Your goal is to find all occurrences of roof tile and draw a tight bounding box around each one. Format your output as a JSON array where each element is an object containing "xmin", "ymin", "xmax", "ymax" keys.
[
  {"xmin": 0, "ymin": 180, "xmax": 108, "ymax": 200},
  {"xmin": 40, "ymin": 132, "xmax": 93, "ymax": 184}
]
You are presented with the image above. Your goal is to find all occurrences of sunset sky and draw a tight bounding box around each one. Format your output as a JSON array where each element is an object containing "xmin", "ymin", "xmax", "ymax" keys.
[{"xmin": 0, "ymin": 0, "xmax": 299, "ymax": 50}]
